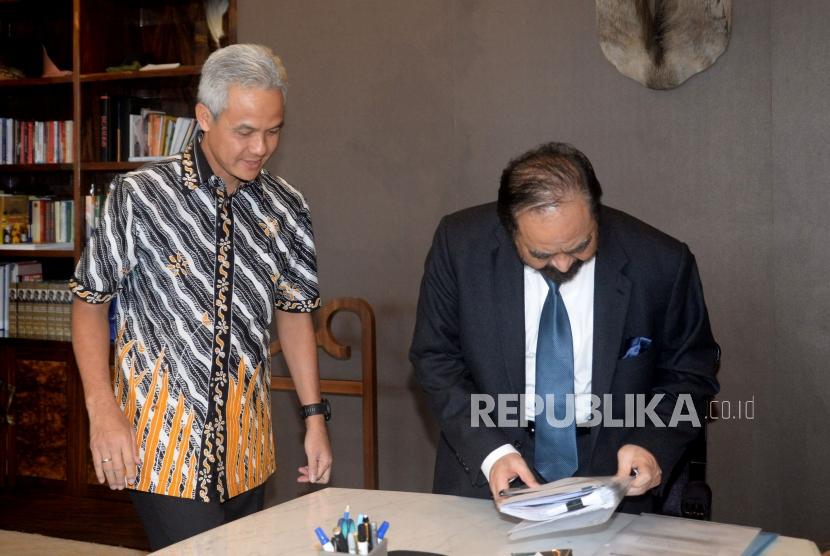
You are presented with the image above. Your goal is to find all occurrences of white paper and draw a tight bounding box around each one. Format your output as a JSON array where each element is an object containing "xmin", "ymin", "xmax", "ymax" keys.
[
  {"xmin": 592, "ymin": 513, "xmax": 761, "ymax": 556},
  {"xmin": 499, "ymin": 476, "xmax": 632, "ymax": 539}
]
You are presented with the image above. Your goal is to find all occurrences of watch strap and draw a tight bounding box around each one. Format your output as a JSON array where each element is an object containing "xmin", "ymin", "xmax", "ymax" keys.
[{"xmin": 300, "ymin": 399, "xmax": 330, "ymax": 421}]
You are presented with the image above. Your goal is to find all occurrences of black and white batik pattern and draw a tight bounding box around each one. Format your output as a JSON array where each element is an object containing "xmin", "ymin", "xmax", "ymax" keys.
[{"xmin": 71, "ymin": 136, "xmax": 320, "ymax": 501}]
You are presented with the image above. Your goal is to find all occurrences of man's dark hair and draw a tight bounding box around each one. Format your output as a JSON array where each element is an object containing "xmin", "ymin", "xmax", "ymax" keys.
[{"xmin": 497, "ymin": 142, "xmax": 603, "ymax": 235}]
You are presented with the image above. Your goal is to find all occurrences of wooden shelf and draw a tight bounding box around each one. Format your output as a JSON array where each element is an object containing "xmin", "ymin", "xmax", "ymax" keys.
[
  {"xmin": 80, "ymin": 65, "xmax": 202, "ymax": 83},
  {"xmin": 0, "ymin": 164, "xmax": 73, "ymax": 172},
  {"xmin": 0, "ymin": 75, "xmax": 73, "ymax": 88},
  {"xmin": 0, "ymin": 335, "xmax": 71, "ymax": 346},
  {"xmin": 81, "ymin": 161, "xmax": 150, "ymax": 171},
  {"xmin": 0, "ymin": 245, "xmax": 75, "ymax": 258},
  {"xmin": 0, "ymin": 3, "xmax": 236, "ymax": 546}
]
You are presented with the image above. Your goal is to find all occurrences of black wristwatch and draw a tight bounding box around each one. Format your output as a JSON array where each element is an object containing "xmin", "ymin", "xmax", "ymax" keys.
[{"xmin": 299, "ymin": 398, "xmax": 331, "ymax": 421}]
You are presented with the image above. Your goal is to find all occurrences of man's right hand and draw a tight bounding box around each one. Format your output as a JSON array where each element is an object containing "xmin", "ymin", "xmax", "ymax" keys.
[
  {"xmin": 488, "ymin": 452, "xmax": 540, "ymax": 502},
  {"xmin": 88, "ymin": 398, "xmax": 141, "ymax": 490}
]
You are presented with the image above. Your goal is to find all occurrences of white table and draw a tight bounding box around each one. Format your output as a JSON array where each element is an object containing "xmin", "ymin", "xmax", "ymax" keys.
[{"xmin": 154, "ymin": 487, "xmax": 820, "ymax": 555}]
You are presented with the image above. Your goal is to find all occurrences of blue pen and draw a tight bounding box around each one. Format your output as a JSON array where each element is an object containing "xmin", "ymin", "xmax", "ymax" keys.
[
  {"xmin": 343, "ymin": 504, "xmax": 351, "ymax": 522},
  {"xmin": 314, "ymin": 527, "xmax": 335, "ymax": 553},
  {"xmin": 377, "ymin": 521, "xmax": 390, "ymax": 541}
]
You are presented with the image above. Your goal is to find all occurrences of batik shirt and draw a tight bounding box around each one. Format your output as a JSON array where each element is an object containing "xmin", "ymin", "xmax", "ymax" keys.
[{"xmin": 71, "ymin": 133, "xmax": 320, "ymax": 501}]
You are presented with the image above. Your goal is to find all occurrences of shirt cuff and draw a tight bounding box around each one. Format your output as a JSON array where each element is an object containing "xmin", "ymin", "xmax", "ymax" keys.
[
  {"xmin": 481, "ymin": 444, "xmax": 520, "ymax": 484},
  {"xmin": 69, "ymin": 278, "xmax": 117, "ymax": 304},
  {"xmin": 275, "ymin": 297, "xmax": 321, "ymax": 313}
]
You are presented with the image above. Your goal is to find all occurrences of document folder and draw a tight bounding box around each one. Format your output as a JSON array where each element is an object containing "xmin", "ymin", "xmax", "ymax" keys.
[{"xmin": 498, "ymin": 475, "xmax": 632, "ymax": 539}]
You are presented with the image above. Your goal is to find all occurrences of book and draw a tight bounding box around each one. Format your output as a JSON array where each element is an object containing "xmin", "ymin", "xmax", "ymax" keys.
[
  {"xmin": 139, "ymin": 63, "xmax": 181, "ymax": 71},
  {"xmin": 64, "ymin": 120, "xmax": 73, "ymax": 163},
  {"xmin": 127, "ymin": 106, "xmax": 194, "ymax": 160},
  {"xmin": 0, "ymin": 194, "xmax": 29, "ymax": 244},
  {"xmin": 8, "ymin": 281, "xmax": 17, "ymax": 335},
  {"xmin": 16, "ymin": 260, "xmax": 43, "ymax": 281},
  {"xmin": 100, "ymin": 94, "xmax": 112, "ymax": 161},
  {"xmin": 0, "ymin": 263, "xmax": 6, "ymax": 331},
  {"xmin": 3, "ymin": 279, "xmax": 71, "ymax": 340}
]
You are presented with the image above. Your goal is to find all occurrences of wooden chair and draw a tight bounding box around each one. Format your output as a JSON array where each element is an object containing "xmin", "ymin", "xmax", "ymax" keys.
[{"xmin": 269, "ymin": 297, "xmax": 378, "ymax": 489}]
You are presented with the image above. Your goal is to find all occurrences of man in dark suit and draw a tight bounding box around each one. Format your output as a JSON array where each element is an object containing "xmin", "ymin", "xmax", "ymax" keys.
[{"xmin": 410, "ymin": 142, "xmax": 719, "ymax": 512}]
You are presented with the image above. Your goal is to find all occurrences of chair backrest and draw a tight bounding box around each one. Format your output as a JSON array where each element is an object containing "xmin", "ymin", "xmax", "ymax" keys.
[
  {"xmin": 269, "ymin": 297, "xmax": 378, "ymax": 489},
  {"xmin": 659, "ymin": 422, "xmax": 711, "ymax": 520}
]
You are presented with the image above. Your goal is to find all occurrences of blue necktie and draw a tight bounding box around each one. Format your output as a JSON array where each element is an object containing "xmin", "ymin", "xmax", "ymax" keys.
[{"xmin": 534, "ymin": 277, "xmax": 578, "ymax": 482}]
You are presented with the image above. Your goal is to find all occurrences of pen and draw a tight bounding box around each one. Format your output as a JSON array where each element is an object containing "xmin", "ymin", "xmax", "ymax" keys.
[
  {"xmin": 377, "ymin": 520, "xmax": 390, "ymax": 541},
  {"xmin": 347, "ymin": 530, "xmax": 356, "ymax": 554},
  {"xmin": 314, "ymin": 527, "xmax": 335, "ymax": 553},
  {"xmin": 343, "ymin": 504, "xmax": 351, "ymax": 522}
]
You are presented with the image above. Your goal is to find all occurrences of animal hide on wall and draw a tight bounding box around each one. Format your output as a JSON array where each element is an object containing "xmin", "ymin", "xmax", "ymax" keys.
[{"xmin": 596, "ymin": 0, "xmax": 731, "ymax": 89}]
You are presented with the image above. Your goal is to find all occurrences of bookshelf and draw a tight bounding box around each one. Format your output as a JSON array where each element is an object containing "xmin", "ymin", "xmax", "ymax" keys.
[{"xmin": 0, "ymin": 1, "xmax": 236, "ymax": 549}]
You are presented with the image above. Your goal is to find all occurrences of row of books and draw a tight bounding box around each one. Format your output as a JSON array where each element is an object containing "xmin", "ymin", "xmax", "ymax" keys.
[
  {"xmin": 0, "ymin": 194, "xmax": 75, "ymax": 245},
  {"xmin": 0, "ymin": 261, "xmax": 71, "ymax": 340},
  {"xmin": 0, "ymin": 118, "xmax": 75, "ymax": 165},
  {"xmin": 0, "ymin": 261, "xmax": 111, "ymax": 342},
  {"xmin": 100, "ymin": 95, "xmax": 197, "ymax": 162},
  {"xmin": 5, "ymin": 281, "xmax": 73, "ymax": 341},
  {"xmin": 139, "ymin": 112, "xmax": 198, "ymax": 160}
]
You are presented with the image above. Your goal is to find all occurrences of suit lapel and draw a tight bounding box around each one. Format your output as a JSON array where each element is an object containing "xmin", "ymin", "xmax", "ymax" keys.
[
  {"xmin": 591, "ymin": 212, "xmax": 631, "ymax": 452},
  {"xmin": 492, "ymin": 224, "xmax": 525, "ymax": 396}
]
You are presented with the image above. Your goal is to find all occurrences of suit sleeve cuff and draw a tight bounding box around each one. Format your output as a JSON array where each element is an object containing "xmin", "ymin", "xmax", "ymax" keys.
[{"xmin": 481, "ymin": 444, "xmax": 520, "ymax": 483}]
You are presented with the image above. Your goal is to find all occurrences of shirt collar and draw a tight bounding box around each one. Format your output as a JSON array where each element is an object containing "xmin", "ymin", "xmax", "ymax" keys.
[
  {"xmin": 192, "ymin": 131, "xmax": 216, "ymax": 186},
  {"xmin": 524, "ymin": 255, "xmax": 596, "ymax": 297},
  {"xmin": 179, "ymin": 130, "xmax": 263, "ymax": 194}
]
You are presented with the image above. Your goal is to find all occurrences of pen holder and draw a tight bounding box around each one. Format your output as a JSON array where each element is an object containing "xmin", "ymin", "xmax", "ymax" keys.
[{"xmin": 318, "ymin": 538, "xmax": 387, "ymax": 555}]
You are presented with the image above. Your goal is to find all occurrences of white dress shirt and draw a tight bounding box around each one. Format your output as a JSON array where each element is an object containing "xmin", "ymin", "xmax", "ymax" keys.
[{"xmin": 481, "ymin": 257, "xmax": 595, "ymax": 482}]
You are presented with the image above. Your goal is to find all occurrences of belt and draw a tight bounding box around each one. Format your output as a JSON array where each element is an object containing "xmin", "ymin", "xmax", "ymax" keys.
[{"xmin": 524, "ymin": 421, "xmax": 592, "ymax": 437}]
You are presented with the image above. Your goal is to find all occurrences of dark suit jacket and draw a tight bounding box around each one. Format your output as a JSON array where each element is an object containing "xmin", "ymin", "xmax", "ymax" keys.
[{"xmin": 410, "ymin": 203, "xmax": 720, "ymax": 509}]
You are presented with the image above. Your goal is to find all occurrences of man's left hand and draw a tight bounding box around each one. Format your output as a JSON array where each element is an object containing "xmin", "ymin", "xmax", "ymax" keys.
[
  {"xmin": 616, "ymin": 444, "xmax": 662, "ymax": 496},
  {"xmin": 297, "ymin": 416, "xmax": 332, "ymax": 484}
]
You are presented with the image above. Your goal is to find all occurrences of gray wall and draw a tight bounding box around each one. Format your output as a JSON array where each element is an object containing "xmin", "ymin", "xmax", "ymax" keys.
[{"xmin": 240, "ymin": 0, "xmax": 830, "ymax": 546}]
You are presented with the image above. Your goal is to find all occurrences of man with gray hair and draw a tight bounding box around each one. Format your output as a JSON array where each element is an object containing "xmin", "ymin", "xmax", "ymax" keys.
[{"xmin": 71, "ymin": 44, "xmax": 332, "ymax": 549}]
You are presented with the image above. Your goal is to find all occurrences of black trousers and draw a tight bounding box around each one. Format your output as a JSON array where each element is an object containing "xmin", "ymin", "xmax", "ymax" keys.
[{"xmin": 129, "ymin": 483, "xmax": 266, "ymax": 551}]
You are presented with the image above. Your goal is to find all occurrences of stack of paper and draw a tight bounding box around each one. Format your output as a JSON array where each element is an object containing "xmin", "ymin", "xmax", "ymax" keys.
[
  {"xmin": 593, "ymin": 513, "xmax": 764, "ymax": 556},
  {"xmin": 499, "ymin": 476, "xmax": 632, "ymax": 539}
]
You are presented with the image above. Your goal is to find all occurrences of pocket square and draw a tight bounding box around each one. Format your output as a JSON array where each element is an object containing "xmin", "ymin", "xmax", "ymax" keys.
[{"xmin": 622, "ymin": 336, "xmax": 652, "ymax": 359}]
